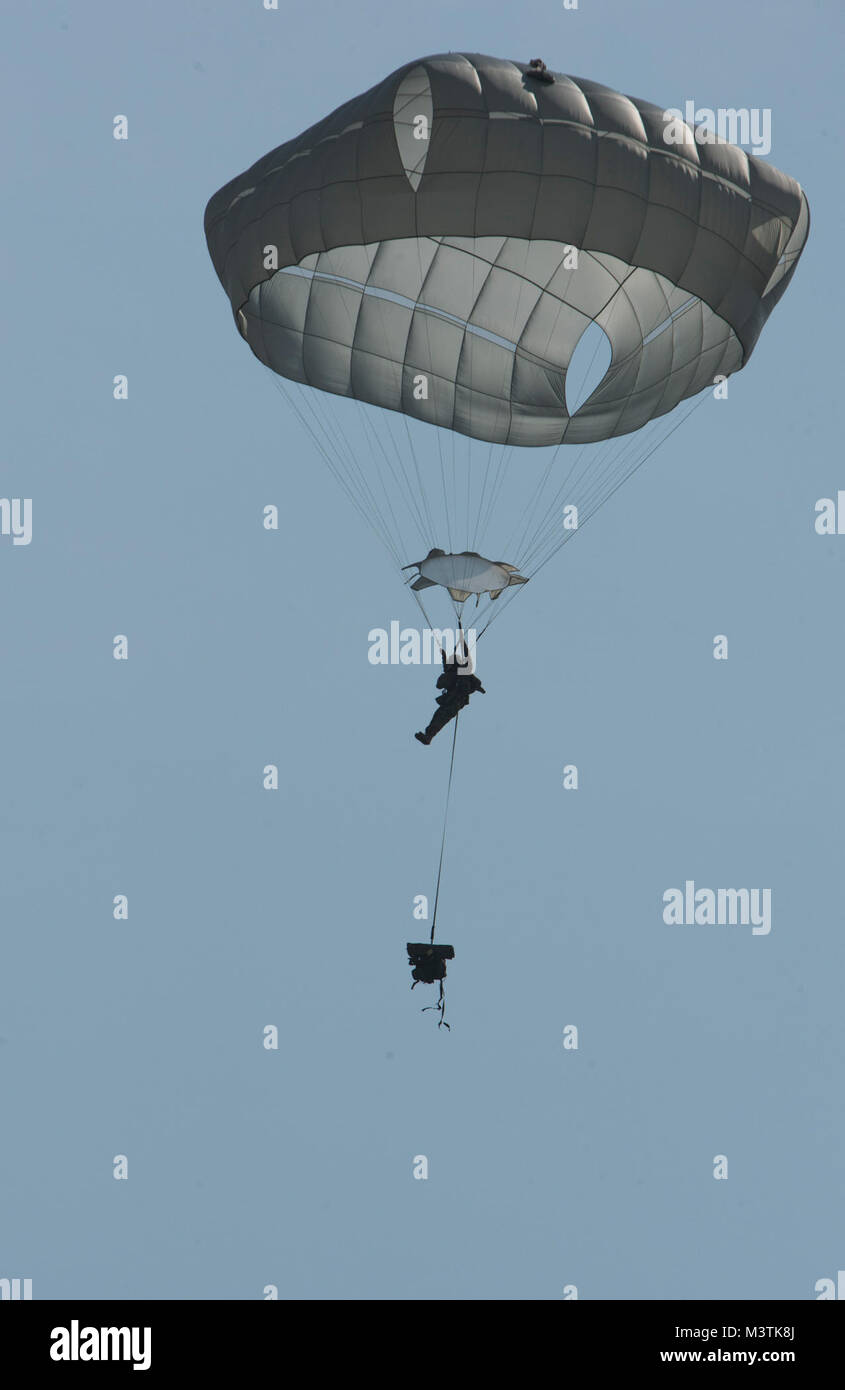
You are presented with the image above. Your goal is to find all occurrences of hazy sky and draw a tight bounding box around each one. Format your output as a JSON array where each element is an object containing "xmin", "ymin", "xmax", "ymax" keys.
[{"xmin": 2, "ymin": 0, "xmax": 842, "ymax": 1300}]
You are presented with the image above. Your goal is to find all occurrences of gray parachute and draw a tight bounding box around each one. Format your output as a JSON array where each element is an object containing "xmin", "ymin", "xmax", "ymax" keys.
[{"xmin": 205, "ymin": 52, "xmax": 809, "ymax": 448}]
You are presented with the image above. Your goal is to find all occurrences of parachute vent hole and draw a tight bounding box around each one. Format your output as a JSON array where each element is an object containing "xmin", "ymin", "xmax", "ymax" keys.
[{"xmin": 565, "ymin": 321, "xmax": 612, "ymax": 417}]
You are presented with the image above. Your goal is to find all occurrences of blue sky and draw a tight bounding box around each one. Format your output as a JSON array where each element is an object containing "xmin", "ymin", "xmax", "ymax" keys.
[{"xmin": 1, "ymin": 0, "xmax": 843, "ymax": 1299}]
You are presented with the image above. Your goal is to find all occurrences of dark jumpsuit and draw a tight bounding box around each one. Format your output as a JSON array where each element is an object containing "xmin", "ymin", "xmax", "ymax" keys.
[{"xmin": 415, "ymin": 645, "xmax": 485, "ymax": 744}]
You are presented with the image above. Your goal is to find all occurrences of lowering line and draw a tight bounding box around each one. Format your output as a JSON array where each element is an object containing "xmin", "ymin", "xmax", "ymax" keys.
[
  {"xmin": 412, "ymin": 714, "xmax": 459, "ymax": 1030},
  {"xmin": 430, "ymin": 710, "xmax": 460, "ymax": 945}
]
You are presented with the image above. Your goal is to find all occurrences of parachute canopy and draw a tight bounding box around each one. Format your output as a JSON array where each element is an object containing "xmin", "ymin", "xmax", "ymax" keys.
[{"xmin": 205, "ymin": 52, "xmax": 809, "ymax": 448}]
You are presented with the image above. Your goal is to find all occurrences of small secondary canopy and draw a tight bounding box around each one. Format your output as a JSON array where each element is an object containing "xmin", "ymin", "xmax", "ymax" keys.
[{"xmin": 405, "ymin": 548, "xmax": 528, "ymax": 603}]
